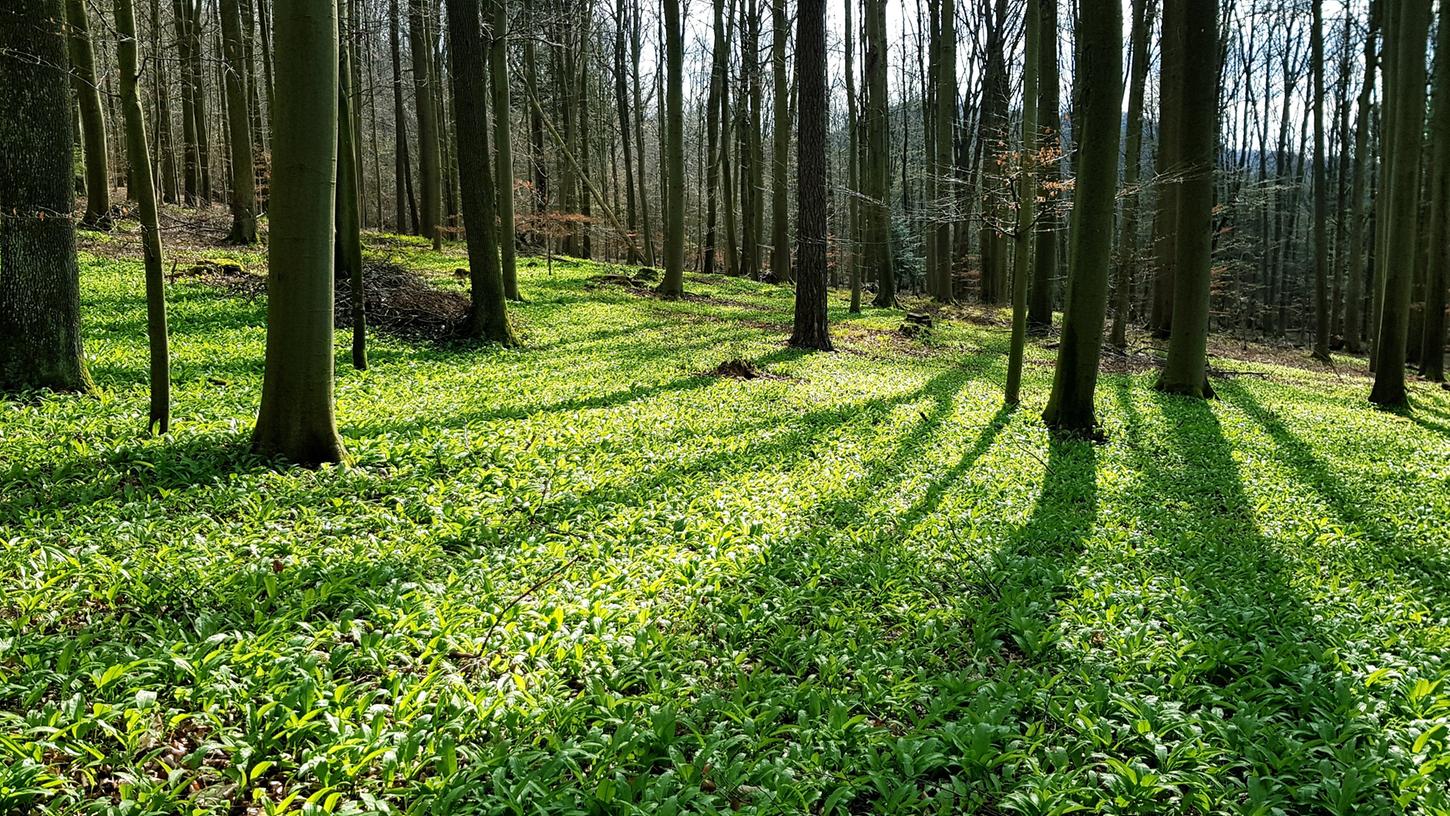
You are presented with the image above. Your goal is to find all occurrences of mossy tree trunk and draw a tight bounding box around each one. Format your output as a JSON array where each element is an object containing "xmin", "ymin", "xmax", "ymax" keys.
[
  {"xmin": 659, "ymin": 0, "xmax": 686, "ymax": 298},
  {"xmin": 1040, "ymin": 0, "xmax": 1122, "ymax": 435},
  {"xmin": 115, "ymin": 0, "xmax": 171, "ymax": 431},
  {"xmin": 252, "ymin": 0, "xmax": 347, "ymax": 467},
  {"xmin": 445, "ymin": 0, "xmax": 515, "ymax": 344},
  {"xmin": 63, "ymin": 0, "xmax": 110, "ymax": 227},
  {"xmin": 0, "ymin": 0, "xmax": 95, "ymax": 394},
  {"xmin": 790, "ymin": 0, "xmax": 831, "ymax": 351},
  {"xmin": 220, "ymin": 0, "xmax": 258, "ymax": 243},
  {"xmin": 1006, "ymin": 0, "xmax": 1038, "ymax": 407},
  {"xmin": 1369, "ymin": 0, "xmax": 1430, "ymax": 407},
  {"xmin": 1154, "ymin": 0, "xmax": 1218, "ymax": 398}
]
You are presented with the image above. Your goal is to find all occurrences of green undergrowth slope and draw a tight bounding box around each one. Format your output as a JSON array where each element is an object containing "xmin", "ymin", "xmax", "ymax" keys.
[{"xmin": 2, "ymin": 236, "xmax": 1449, "ymax": 814}]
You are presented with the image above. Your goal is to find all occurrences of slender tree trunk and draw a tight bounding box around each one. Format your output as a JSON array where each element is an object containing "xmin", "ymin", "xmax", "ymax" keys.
[
  {"xmin": 1155, "ymin": 0, "xmax": 1218, "ymax": 397},
  {"xmin": 1344, "ymin": 1, "xmax": 1378, "ymax": 355},
  {"xmin": 1370, "ymin": 0, "xmax": 1429, "ymax": 406},
  {"xmin": 845, "ymin": 0, "xmax": 860, "ymax": 312},
  {"xmin": 336, "ymin": 0, "xmax": 366, "ymax": 370},
  {"xmin": 1148, "ymin": 0, "xmax": 1183, "ymax": 338},
  {"xmin": 1310, "ymin": 0, "xmax": 1331, "ymax": 361},
  {"xmin": 616, "ymin": 0, "xmax": 640, "ymax": 264},
  {"xmin": 63, "ymin": 0, "xmax": 111, "ymax": 226},
  {"xmin": 864, "ymin": 0, "xmax": 894, "ymax": 307},
  {"xmin": 1041, "ymin": 0, "xmax": 1122, "ymax": 434},
  {"xmin": 221, "ymin": 0, "xmax": 258, "ymax": 242},
  {"xmin": 1421, "ymin": 1, "xmax": 1448, "ymax": 382},
  {"xmin": 1110, "ymin": 0, "xmax": 1153, "ymax": 349},
  {"xmin": 790, "ymin": 0, "xmax": 831, "ymax": 349},
  {"xmin": 0, "ymin": 0, "xmax": 95, "ymax": 393},
  {"xmin": 491, "ymin": 0, "xmax": 520, "ymax": 300},
  {"xmin": 252, "ymin": 0, "xmax": 347, "ymax": 466},
  {"xmin": 628, "ymin": 0, "xmax": 654, "ymax": 265},
  {"xmin": 1028, "ymin": 0, "xmax": 1060, "ymax": 330},
  {"xmin": 1005, "ymin": 0, "xmax": 1039, "ymax": 406},
  {"xmin": 659, "ymin": 0, "xmax": 686, "ymax": 298},
  {"xmin": 409, "ymin": 0, "xmax": 442, "ymax": 245},
  {"xmin": 769, "ymin": 0, "xmax": 791, "ymax": 281},
  {"xmin": 115, "ymin": 0, "xmax": 171, "ymax": 430},
  {"xmin": 932, "ymin": 0, "xmax": 955, "ymax": 302}
]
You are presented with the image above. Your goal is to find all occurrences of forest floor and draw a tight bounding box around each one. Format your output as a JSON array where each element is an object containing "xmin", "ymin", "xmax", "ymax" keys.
[{"xmin": 3, "ymin": 215, "xmax": 1450, "ymax": 814}]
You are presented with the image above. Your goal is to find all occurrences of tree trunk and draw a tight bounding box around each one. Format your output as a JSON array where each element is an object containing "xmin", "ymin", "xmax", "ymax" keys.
[
  {"xmin": 336, "ymin": 0, "xmax": 365, "ymax": 370},
  {"xmin": 1369, "ymin": 0, "xmax": 1430, "ymax": 406},
  {"xmin": 1028, "ymin": 0, "xmax": 1060, "ymax": 330},
  {"xmin": 845, "ymin": 0, "xmax": 860, "ymax": 312},
  {"xmin": 1421, "ymin": 1, "xmax": 1448, "ymax": 382},
  {"xmin": 1109, "ymin": 0, "xmax": 1153, "ymax": 349},
  {"xmin": 1005, "ymin": 0, "xmax": 1039, "ymax": 406},
  {"xmin": 252, "ymin": 0, "xmax": 346, "ymax": 466},
  {"xmin": 1040, "ymin": 0, "xmax": 1122, "ymax": 434},
  {"xmin": 1344, "ymin": 0, "xmax": 1378, "ymax": 355},
  {"xmin": 790, "ymin": 0, "xmax": 830, "ymax": 350},
  {"xmin": 491, "ymin": 0, "xmax": 520, "ymax": 300},
  {"xmin": 221, "ymin": 0, "xmax": 258, "ymax": 242},
  {"xmin": 409, "ymin": 0, "xmax": 442, "ymax": 245},
  {"xmin": 63, "ymin": 0, "xmax": 111, "ymax": 226},
  {"xmin": 932, "ymin": 0, "xmax": 955, "ymax": 303},
  {"xmin": 1148, "ymin": 0, "xmax": 1182, "ymax": 338},
  {"xmin": 115, "ymin": 0, "xmax": 171, "ymax": 430},
  {"xmin": 659, "ymin": 0, "xmax": 685, "ymax": 298},
  {"xmin": 769, "ymin": 0, "xmax": 791, "ymax": 281},
  {"xmin": 0, "ymin": 0, "xmax": 95, "ymax": 393},
  {"xmin": 1310, "ymin": 0, "xmax": 1331, "ymax": 361},
  {"xmin": 864, "ymin": 0, "xmax": 894, "ymax": 307},
  {"xmin": 615, "ymin": 0, "xmax": 640, "ymax": 264},
  {"xmin": 1155, "ymin": 0, "xmax": 1218, "ymax": 398}
]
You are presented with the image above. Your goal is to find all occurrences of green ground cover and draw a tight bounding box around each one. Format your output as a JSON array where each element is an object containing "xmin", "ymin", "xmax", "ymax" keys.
[{"xmin": 2, "ymin": 237, "xmax": 1449, "ymax": 814}]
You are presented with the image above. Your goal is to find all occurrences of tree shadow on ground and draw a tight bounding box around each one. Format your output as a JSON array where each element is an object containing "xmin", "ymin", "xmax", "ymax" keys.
[{"xmin": 1097, "ymin": 381, "xmax": 1410, "ymax": 812}]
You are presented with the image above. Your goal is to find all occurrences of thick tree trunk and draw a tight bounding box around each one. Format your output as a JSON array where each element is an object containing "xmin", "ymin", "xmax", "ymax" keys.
[
  {"xmin": 790, "ymin": 0, "xmax": 830, "ymax": 350},
  {"xmin": 221, "ymin": 0, "xmax": 258, "ymax": 243},
  {"xmin": 1155, "ymin": 0, "xmax": 1218, "ymax": 398},
  {"xmin": 445, "ymin": 0, "xmax": 515, "ymax": 344},
  {"xmin": 0, "ymin": 0, "xmax": 95, "ymax": 393},
  {"xmin": 115, "ymin": 0, "xmax": 171, "ymax": 431},
  {"xmin": 659, "ymin": 0, "xmax": 685, "ymax": 298},
  {"xmin": 252, "ymin": 0, "xmax": 347, "ymax": 466},
  {"xmin": 1040, "ymin": 0, "xmax": 1122, "ymax": 434},
  {"xmin": 1370, "ymin": 0, "xmax": 1430, "ymax": 407},
  {"xmin": 63, "ymin": 0, "xmax": 111, "ymax": 227}
]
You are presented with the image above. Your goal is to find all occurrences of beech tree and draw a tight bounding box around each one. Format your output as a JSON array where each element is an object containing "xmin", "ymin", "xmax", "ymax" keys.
[
  {"xmin": 1005, "ymin": 0, "xmax": 1038, "ymax": 407},
  {"xmin": 115, "ymin": 0, "xmax": 171, "ymax": 431},
  {"xmin": 221, "ymin": 0, "xmax": 259, "ymax": 243},
  {"xmin": 789, "ymin": 0, "xmax": 830, "ymax": 350},
  {"xmin": 1155, "ymin": 0, "xmax": 1219, "ymax": 398},
  {"xmin": 63, "ymin": 0, "xmax": 110, "ymax": 227},
  {"xmin": 1369, "ymin": 0, "xmax": 1430, "ymax": 407},
  {"xmin": 252, "ymin": 0, "xmax": 346, "ymax": 465},
  {"xmin": 1422, "ymin": 3, "xmax": 1448, "ymax": 383},
  {"xmin": 0, "ymin": 0, "xmax": 95, "ymax": 394},
  {"xmin": 1041, "ymin": 0, "xmax": 1122, "ymax": 435},
  {"xmin": 659, "ymin": 0, "xmax": 686, "ymax": 298}
]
